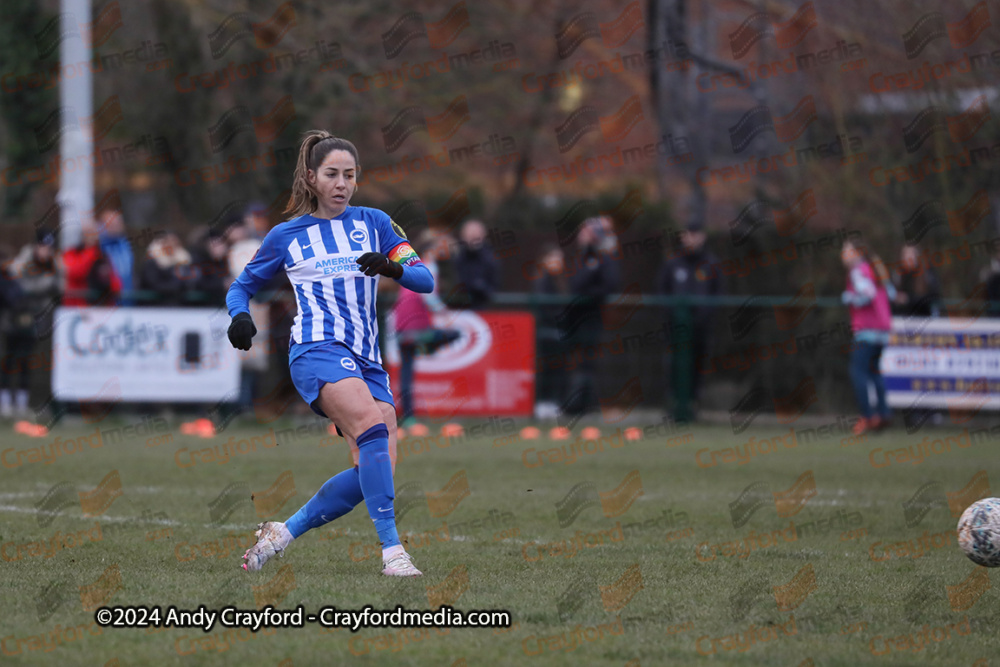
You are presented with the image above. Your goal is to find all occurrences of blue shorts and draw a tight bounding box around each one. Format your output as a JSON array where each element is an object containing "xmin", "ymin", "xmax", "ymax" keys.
[{"xmin": 289, "ymin": 342, "xmax": 394, "ymax": 418}]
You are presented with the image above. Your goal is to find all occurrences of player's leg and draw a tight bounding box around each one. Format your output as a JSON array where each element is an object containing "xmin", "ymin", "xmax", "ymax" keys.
[
  {"xmin": 310, "ymin": 404, "xmax": 397, "ymax": 491},
  {"xmin": 346, "ymin": 400, "xmax": 397, "ymax": 471},
  {"xmin": 244, "ymin": 344, "xmax": 365, "ymax": 572},
  {"xmin": 318, "ymin": 378, "xmax": 420, "ymax": 576},
  {"xmin": 284, "ymin": 462, "xmax": 363, "ymax": 538},
  {"xmin": 347, "ymin": 358, "xmax": 399, "ymax": 475},
  {"xmin": 245, "ymin": 422, "xmax": 399, "ymax": 573},
  {"xmin": 244, "ymin": 460, "xmax": 363, "ymax": 572}
]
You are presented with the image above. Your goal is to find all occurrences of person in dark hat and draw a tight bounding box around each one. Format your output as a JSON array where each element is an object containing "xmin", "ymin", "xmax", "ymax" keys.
[
  {"xmin": 656, "ymin": 219, "xmax": 723, "ymax": 422},
  {"xmin": 6, "ymin": 230, "xmax": 63, "ymax": 417},
  {"xmin": 244, "ymin": 201, "xmax": 271, "ymax": 241}
]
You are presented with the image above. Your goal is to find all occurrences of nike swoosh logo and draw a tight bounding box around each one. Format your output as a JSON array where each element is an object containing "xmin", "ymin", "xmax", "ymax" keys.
[
  {"xmin": 378, "ymin": 506, "xmax": 392, "ymax": 512},
  {"xmin": 302, "ymin": 241, "xmax": 319, "ymax": 250}
]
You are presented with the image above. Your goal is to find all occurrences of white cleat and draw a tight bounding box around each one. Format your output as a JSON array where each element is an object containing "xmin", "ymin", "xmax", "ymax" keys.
[
  {"xmin": 382, "ymin": 551, "xmax": 423, "ymax": 577},
  {"xmin": 242, "ymin": 521, "xmax": 291, "ymax": 572}
]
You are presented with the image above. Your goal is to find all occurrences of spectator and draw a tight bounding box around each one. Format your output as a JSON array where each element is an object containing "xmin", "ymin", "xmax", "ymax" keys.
[
  {"xmin": 656, "ymin": 219, "xmax": 723, "ymax": 422},
  {"xmin": 98, "ymin": 207, "xmax": 135, "ymax": 305},
  {"xmin": 892, "ymin": 243, "xmax": 941, "ymax": 317},
  {"xmin": 226, "ymin": 209, "xmax": 269, "ymax": 414},
  {"xmin": 63, "ymin": 223, "xmax": 120, "ymax": 306},
  {"xmin": 175, "ymin": 227, "xmax": 233, "ymax": 435},
  {"xmin": 454, "ymin": 219, "xmax": 499, "ymax": 309},
  {"xmin": 11, "ymin": 229, "xmax": 62, "ymax": 334},
  {"xmin": 246, "ymin": 201, "xmax": 303, "ymax": 418},
  {"xmin": 185, "ymin": 225, "xmax": 211, "ymax": 258},
  {"xmin": 225, "ymin": 214, "xmax": 250, "ymax": 248},
  {"xmin": 8, "ymin": 230, "xmax": 62, "ymax": 418},
  {"xmin": 244, "ymin": 201, "xmax": 270, "ymax": 240},
  {"xmin": 841, "ymin": 238, "xmax": 894, "ymax": 435},
  {"xmin": 138, "ymin": 232, "xmax": 196, "ymax": 305},
  {"xmin": 533, "ymin": 244, "xmax": 568, "ymax": 419},
  {"xmin": 561, "ymin": 216, "xmax": 621, "ymax": 417},
  {"xmin": 0, "ymin": 246, "xmax": 31, "ymax": 418},
  {"xmin": 192, "ymin": 229, "xmax": 230, "ymax": 306},
  {"xmin": 228, "ymin": 210, "xmax": 264, "ymax": 281},
  {"xmin": 982, "ymin": 246, "xmax": 1000, "ymax": 317},
  {"xmin": 391, "ymin": 230, "xmax": 458, "ymax": 428}
]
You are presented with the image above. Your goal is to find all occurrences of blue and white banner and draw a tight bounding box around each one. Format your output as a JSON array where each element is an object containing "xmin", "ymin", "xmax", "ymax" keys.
[
  {"xmin": 52, "ymin": 307, "xmax": 240, "ymax": 401},
  {"xmin": 881, "ymin": 317, "xmax": 1000, "ymax": 409}
]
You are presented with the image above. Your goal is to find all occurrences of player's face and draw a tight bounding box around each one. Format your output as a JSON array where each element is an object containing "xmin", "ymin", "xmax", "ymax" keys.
[{"xmin": 309, "ymin": 149, "xmax": 357, "ymax": 218}]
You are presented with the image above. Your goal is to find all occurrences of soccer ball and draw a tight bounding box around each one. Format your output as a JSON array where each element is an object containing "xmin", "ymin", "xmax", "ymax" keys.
[{"xmin": 957, "ymin": 498, "xmax": 1000, "ymax": 567}]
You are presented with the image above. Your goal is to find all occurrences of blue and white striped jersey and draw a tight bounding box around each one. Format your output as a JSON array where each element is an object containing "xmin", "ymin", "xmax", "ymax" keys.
[{"xmin": 227, "ymin": 206, "xmax": 423, "ymax": 364}]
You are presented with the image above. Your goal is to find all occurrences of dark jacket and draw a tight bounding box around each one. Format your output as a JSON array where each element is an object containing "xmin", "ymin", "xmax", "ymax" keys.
[
  {"xmin": 985, "ymin": 259, "xmax": 1000, "ymax": 317},
  {"xmin": 0, "ymin": 269, "xmax": 29, "ymax": 336},
  {"xmin": 892, "ymin": 266, "xmax": 941, "ymax": 317},
  {"xmin": 138, "ymin": 238, "xmax": 201, "ymax": 305},
  {"xmin": 533, "ymin": 271, "xmax": 566, "ymax": 338},
  {"xmin": 11, "ymin": 246, "xmax": 61, "ymax": 336},
  {"xmin": 193, "ymin": 254, "xmax": 229, "ymax": 306},
  {"xmin": 657, "ymin": 247, "xmax": 724, "ymax": 331},
  {"xmin": 454, "ymin": 243, "xmax": 499, "ymax": 309},
  {"xmin": 139, "ymin": 260, "xmax": 203, "ymax": 305},
  {"xmin": 559, "ymin": 246, "xmax": 621, "ymax": 342}
]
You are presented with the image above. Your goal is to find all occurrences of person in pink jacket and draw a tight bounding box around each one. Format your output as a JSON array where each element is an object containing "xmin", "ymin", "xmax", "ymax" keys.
[
  {"xmin": 841, "ymin": 238, "xmax": 896, "ymax": 435},
  {"xmin": 392, "ymin": 230, "xmax": 458, "ymax": 428}
]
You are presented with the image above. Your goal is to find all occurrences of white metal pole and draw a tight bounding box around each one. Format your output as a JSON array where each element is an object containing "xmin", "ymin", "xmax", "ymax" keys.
[{"xmin": 56, "ymin": 0, "xmax": 93, "ymax": 249}]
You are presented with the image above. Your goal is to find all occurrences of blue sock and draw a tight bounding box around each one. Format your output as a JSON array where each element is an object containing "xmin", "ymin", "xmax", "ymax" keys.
[
  {"xmin": 356, "ymin": 423, "xmax": 401, "ymax": 550},
  {"xmin": 285, "ymin": 467, "xmax": 363, "ymax": 538}
]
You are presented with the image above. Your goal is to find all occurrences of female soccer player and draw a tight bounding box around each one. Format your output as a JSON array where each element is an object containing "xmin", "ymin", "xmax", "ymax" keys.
[
  {"xmin": 840, "ymin": 238, "xmax": 895, "ymax": 436},
  {"xmin": 225, "ymin": 131, "xmax": 433, "ymax": 577}
]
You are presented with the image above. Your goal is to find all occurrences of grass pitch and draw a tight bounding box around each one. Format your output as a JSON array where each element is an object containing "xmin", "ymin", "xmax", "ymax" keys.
[{"xmin": 1, "ymin": 415, "xmax": 998, "ymax": 666}]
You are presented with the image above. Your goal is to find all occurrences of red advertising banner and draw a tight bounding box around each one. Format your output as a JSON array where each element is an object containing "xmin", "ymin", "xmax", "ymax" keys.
[{"xmin": 385, "ymin": 311, "xmax": 536, "ymax": 416}]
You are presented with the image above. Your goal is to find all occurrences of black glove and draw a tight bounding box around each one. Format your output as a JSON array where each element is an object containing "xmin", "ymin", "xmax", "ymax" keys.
[
  {"xmin": 356, "ymin": 252, "xmax": 403, "ymax": 279},
  {"xmin": 228, "ymin": 312, "xmax": 257, "ymax": 351}
]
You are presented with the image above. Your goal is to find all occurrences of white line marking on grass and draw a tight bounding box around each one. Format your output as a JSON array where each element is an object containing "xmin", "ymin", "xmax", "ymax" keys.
[
  {"xmin": 1, "ymin": 484, "xmax": 170, "ymax": 498},
  {"xmin": 0, "ymin": 504, "xmax": 247, "ymax": 532},
  {"xmin": 806, "ymin": 498, "xmax": 852, "ymax": 507},
  {"xmin": 0, "ymin": 492, "xmax": 43, "ymax": 500},
  {"xmin": 437, "ymin": 532, "xmax": 531, "ymax": 545}
]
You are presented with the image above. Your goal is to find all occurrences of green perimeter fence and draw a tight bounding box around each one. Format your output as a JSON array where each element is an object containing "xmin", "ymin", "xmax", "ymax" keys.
[{"xmin": 26, "ymin": 289, "xmax": 998, "ymax": 423}]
